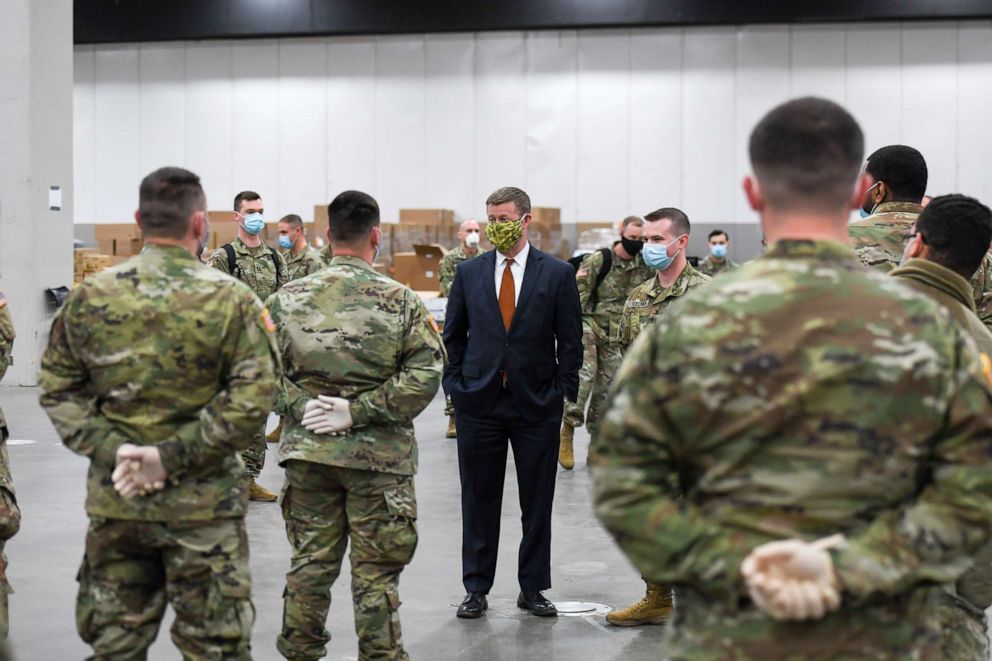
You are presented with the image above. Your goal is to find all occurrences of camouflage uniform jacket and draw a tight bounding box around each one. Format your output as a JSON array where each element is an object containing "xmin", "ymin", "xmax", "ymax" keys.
[
  {"xmin": 891, "ymin": 258, "xmax": 992, "ymax": 355},
  {"xmin": 320, "ymin": 243, "xmax": 333, "ymax": 264},
  {"xmin": 0, "ymin": 296, "xmax": 14, "ymax": 492},
  {"xmin": 268, "ymin": 255, "xmax": 445, "ymax": 476},
  {"xmin": 847, "ymin": 201, "xmax": 923, "ymax": 272},
  {"xmin": 970, "ymin": 252, "xmax": 992, "ymax": 331},
  {"xmin": 615, "ymin": 263, "xmax": 710, "ymax": 351},
  {"xmin": 39, "ymin": 244, "xmax": 280, "ymax": 522},
  {"xmin": 282, "ymin": 245, "xmax": 326, "ymax": 282},
  {"xmin": 697, "ymin": 255, "xmax": 740, "ymax": 277},
  {"xmin": 591, "ymin": 239, "xmax": 992, "ymax": 657},
  {"xmin": 576, "ymin": 247, "xmax": 654, "ymax": 341},
  {"xmin": 209, "ymin": 236, "xmax": 287, "ymax": 301},
  {"xmin": 439, "ymin": 245, "xmax": 482, "ymax": 297}
]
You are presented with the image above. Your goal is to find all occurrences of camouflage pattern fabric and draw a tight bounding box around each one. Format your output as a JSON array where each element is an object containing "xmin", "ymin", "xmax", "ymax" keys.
[
  {"xmin": 76, "ymin": 517, "xmax": 253, "ymax": 660},
  {"xmin": 970, "ymin": 252, "xmax": 992, "ymax": 331},
  {"xmin": 439, "ymin": 246, "xmax": 482, "ymax": 298},
  {"xmin": 696, "ymin": 255, "xmax": 740, "ymax": 277},
  {"xmin": 267, "ymin": 255, "xmax": 444, "ymax": 477},
  {"xmin": 282, "ymin": 245, "xmax": 326, "ymax": 283},
  {"xmin": 615, "ymin": 263, "xmax": 711, "ymax": 351},
  {"xmin": 591, "ymin": 239, "xmax": 992, "ymax": 660},
  {"xmin": 847, "ymin": 201, "xmax": 922, "ymax": 273},
  {"xmin": 209, "ymin": 236, "xmax": 287, "ymax": 478},
  {"xmin": 563, "ymin": 248, "xmax": 653, "ymax": 433},
  {"xmin": 0, "ymin": 296, "xmax": 17, "ymax": 640},
  {"xmin": 39, "ymin": 244, "xmax": 280, "ymax": 522},
  {"xmin": 320, "ymin": 243, "xmax": 333, "ymax": 264},
  {"xmin": 278, "ymin": 460, "xmax": 418, "ymax": 661}
]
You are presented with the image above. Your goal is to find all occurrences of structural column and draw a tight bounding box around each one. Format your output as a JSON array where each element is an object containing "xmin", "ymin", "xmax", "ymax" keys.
[{"xmin": 0, "ymin": 0, "xmax": 74, "ymax": 385}]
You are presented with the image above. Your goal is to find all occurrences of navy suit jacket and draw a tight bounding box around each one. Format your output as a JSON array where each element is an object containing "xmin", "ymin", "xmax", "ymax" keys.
[{"xmin": 442, "ymin": 245, "xmax": 582, "ymax": 423}]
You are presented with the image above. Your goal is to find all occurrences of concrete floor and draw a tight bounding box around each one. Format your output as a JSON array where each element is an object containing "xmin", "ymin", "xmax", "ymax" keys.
[{"xmin": 1, "ymin": 386, "xmax": 666, "ymax": 660}]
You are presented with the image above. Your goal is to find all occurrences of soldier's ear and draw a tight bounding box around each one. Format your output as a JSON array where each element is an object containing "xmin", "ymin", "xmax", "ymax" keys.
[{"xmin": 743, "ymin": 176, "xmax": 764, "ymax": 213}]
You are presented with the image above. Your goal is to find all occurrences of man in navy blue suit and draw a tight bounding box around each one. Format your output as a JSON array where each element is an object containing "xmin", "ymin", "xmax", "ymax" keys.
[{"xmin": 443, "ymin": 186, "xmax": 582, "ymax": 619}]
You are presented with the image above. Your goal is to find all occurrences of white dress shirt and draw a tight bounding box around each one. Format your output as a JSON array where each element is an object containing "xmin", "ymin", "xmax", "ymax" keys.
[{"xmin": 494, "ymin": 241, "xmax": 529, "ymax": 306}]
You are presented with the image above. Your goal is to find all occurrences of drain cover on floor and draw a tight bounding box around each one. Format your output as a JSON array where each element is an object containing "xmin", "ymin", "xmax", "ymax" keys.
[{"xmin": 554, "ymin": 601, "xmax": 613, "ymax": 616}]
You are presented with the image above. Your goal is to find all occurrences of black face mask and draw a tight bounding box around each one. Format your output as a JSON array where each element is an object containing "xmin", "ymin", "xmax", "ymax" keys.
[{"xmin": 620, "ymin": 236, "xmax": 643, "ymax": 256}]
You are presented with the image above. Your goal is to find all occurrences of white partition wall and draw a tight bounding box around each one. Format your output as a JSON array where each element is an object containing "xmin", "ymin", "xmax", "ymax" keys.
[{"xmin": 73, "ymin": 20, "xmax": 992, "ymax": 225}]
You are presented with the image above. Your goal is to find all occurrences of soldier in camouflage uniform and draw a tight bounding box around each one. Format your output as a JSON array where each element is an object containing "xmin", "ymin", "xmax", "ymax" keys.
[
  {"xmin": 889, "ymin": 195, "xmax": 992, "ymax": 659},
  {"xmin": 209, "ymin": 190, "xmax": 287, "ymax": 501},
  {"xmin": 268, "ymin": 191, "xmax": 443, "ymax": 661},
  {"xmin": 559, "ymin": 216, "xmax": 652, "ymax": 469},
  {"xmin": 696, "ymin": 228, "xmax": 740, "ymax": 277},
  {"xmin": 278, "ymin": 213, "xmax": 326, "ymax": 282},
  {"xmin": 592, "ymin": 98, "xmax": 992, "ymax": 659},
  {"xmin": 39, "ymin": 167, "xmax": 279, "ymax": 659},
  {"xmin": 604, "ymin": 209, "xmax": 710, "ymax": 627},
  {"xmin": 0, "ymin": 294, "xmax": 20, "ymax": 641},
  {"xmin": 438, "ymin": 220, "xmax": 483, "ymax": 439}
]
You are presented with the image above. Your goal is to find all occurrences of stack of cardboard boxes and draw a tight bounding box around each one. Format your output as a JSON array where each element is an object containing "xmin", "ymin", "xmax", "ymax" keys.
[
  {"xmin": 95, "ymin": 224, "xmax": 143, "ymax": 264},
  {"xmin": 73, "ymin": 249, "xmax": 112, "ymax": 284}
]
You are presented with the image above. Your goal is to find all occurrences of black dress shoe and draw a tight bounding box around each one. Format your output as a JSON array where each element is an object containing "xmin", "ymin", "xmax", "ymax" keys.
[
  {"xmin": 457, "ymin": 592, "xmax": 488, "ymax": 619},
  {"xmin": 517, "ymin": 591, "xmax": 557, "ymax": 617}
]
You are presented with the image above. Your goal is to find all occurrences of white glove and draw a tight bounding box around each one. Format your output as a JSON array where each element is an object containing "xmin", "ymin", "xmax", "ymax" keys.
[
  {"xmin": 301, "ymin": 395, "xmax": 353, "ymax": 436},
  {"xmin": 741, "ymin": 535, "xmax": 843, "ymax": 621}
]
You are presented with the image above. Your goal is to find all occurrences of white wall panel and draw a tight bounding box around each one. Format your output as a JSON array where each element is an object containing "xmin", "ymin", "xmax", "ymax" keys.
[
  {"xmin": 374, "ymin": 36, "xmax": 426, "ymax": 221},
  {"xmin": 735, "ymin": 26, "xmax": 790, "ymax": 223},
  {"xmin": 279, "ymin": 40, "xmax": 327, "ymax": 219},
  {"xmin": 957, "ymin": 22, "xmax": 992, "ymax": 203},
  {"xmin": 790, "ymin": 26, "xmax": 847, "ymax": 103},
  {"xmin": 425, "ymin": 34, "xmax": 476, "ymax": 218},
  {"xmin": 682, "ymin": 28, "xmax": 736, "ymax": 223},
  {"xmin": 138, "ymin": 45, "xmax": 186, "ymax": 180},
  {"xmin": 901, "ymin": 25, "xmax": 958, "ymax": 195},
  {"xmin": 474, "ymin": 33, "xmax": 527, "ymax": 208},
  {"xmin": 73, "ymin": 47, "xmax": 97, "ymax": 223},
  {"xmin": 525, "ymin": 31, "xmax": 578, "ymax": 221},
  {"xmin": 185, "ymin": 43, "xmax": 233, "ymax": 216},
  {"xmin": 230, "ymin": 40, "xmax": 278, "ymax": 215},
  {"xmin": 325, "ymin": 38, "xmax": 377, "ymax": 202},
  {"xmin": 628, "ymin": 29, "xmax": 683, "ymax": 217},
  {"xmin": 577, "ymin": 31, "xmax": 630, "ymax": 220},
  {"xmin": 845, "ymin": 25, "xmax": 902, "ymax": 152},
  {"xmin": 94, "ymin": 46, "xmax": 140, "ymax": 222}
]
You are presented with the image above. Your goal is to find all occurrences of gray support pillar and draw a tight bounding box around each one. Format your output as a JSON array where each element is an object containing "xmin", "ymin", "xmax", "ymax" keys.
[{"xmin": 0, "ymin": 0, "xmax": 74, "ymax": 385}]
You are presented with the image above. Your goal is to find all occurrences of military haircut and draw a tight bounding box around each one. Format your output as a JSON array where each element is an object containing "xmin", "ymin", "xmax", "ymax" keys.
[
  {"xmin": 749, "ymin": 97, "xmax": 864, "ymax": 212},
  {"xmin": 137, "ymin": 166, "xmax": 205, "ymax": 240},
  {"xmin": 280, "ymin": 214, "xmax": 304, "ymax": 229},
  {"xmin": 233, "ymin": 190, "xmax": 261, "ymax": 212},
  {"xmin": 621, "ymin": 215, "xmax": 644, "ymax": 230},
  {"xmin": 328, "ymin": 190, "xmax": 380, "ymax": 244},
  {"xmin": 708, "ymin": 229, "xmax": 729, "ymax": 241},
  {"xmin": 865, "ymin": 145, "xmax": 928, "ymax": 203},
  {"xmin": 644, "ymin": 207, "xmax": 691, "ymax": 237},
  {"xmin": 486, "ymin": 186, "xmax": 532, "ymax": 216},
  {"xmin": 916, "ymin": 194, "xmax": 992, "ymax": 280}
]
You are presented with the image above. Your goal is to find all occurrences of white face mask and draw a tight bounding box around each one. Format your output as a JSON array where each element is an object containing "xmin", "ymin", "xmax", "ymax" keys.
[{"xmin": 465, "ymin": 232, "xmax": 480, "ymax": 248}]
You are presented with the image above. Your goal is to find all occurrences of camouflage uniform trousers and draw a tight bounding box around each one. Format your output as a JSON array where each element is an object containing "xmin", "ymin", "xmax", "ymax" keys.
[
  {"xmin": 76, "ymin": 516, "xmax": 253, "ymax": 660},
  {"xmin": 241, "ymin": 424, "xmax": 266, "ymax": 479},
  {"xmin": 562, "ymin": 325, "xmax": 622, "ymax": 439},
  {"xmin": 278, "ymin": 460, "xmax": 418, "ymax": 661},
  {"xmin": 938, "ymin": 593, "xmax": 989, "ymax": 661},
  {"xmin": 0, "ymin": 452, "xmax": 19, "ymax": 641}
]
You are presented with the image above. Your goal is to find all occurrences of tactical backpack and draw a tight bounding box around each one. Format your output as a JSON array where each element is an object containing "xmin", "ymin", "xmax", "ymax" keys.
[
  {"xmin": 222, "ymin": 243, "xmax": 282, "ymax": 284},
  {"xmin": 568, "ymin": 246, "xmax": 613, "ymax": 312}
]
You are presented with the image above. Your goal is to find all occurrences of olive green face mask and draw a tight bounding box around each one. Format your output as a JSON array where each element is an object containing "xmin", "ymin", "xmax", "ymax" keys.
[{"xmin": 485, "ymin": 218, "xmax": 524, "ymax": 252}]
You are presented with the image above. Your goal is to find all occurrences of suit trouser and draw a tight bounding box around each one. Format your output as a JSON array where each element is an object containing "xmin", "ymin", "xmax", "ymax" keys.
[{"xmin": 456, "ymin": 388, "xmax": 561, "ymax": 594}]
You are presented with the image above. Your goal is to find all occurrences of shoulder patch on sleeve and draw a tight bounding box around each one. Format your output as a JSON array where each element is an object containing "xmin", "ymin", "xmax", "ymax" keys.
[
  {"xmin": 261, "ymin": 308, "xmax": 276, "ymax": 333},
  {"xmin": 981, "ymin": 353, "xmax": 992, "ymax": 388},
  {"xmin": 427, "ymin": 316, "xmax": 440, "ymax": 335}
]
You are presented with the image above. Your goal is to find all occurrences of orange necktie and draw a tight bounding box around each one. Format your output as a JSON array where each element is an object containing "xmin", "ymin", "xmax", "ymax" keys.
[{"xmin": 499, "ymin": 258, "xmax": 515, "ymax": 332}]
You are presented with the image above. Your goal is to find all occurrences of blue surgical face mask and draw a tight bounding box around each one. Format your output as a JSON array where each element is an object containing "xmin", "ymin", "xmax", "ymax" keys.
[
  {"xmin": 710, "ymin": 244, "xmax": 728, "ymax": 259},
  {"xmin": 241, "ymin": 212, "xmax": 265, "ymax": 235},
  {"xmin": 278, "ymin": 235, "xmax": 294, "ymax": 250},
  {"xmin": 642, "ymin": 239, "xmax": 682, "ymax": 271}
]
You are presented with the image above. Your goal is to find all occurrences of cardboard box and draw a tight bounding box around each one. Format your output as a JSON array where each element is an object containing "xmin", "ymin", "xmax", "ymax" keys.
[
  {"xmin": 115, "ymin": 238, "xmax": 143, "ymax": 256},
  {"xmin": 390, "ymin": 224, "xmax": 457, "ymax": 256},
  {"xmin": 392, "ymin": 243, "xmax": 446, "ymax": 290},
  {"xmin": 530, "ymin": 207, "xmax": 561, "ymax": 228},
  {"xmin": 400, "ymin": 209, "xmax": 455, "ymax": 226},
  {"xmin": 313, "ymin": 204, "xmax": 329, "ymax": 242},
  {"xmin": 94, "ymin": 223, "xmax": 141, "ymax": 242},
  {"xmin": 97, "ymin": 239, "xmax": 115, "ymax": 255}
]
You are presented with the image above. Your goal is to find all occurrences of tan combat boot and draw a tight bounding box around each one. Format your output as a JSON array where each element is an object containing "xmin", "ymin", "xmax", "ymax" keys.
[
  {"xmin": 446, "ymin": 415, "xmax": 457, "ymax": 439},
  {"xmin": 606, "ymin": 583, "xmax": 672, "ymax": 626},
  {"xmin": 248, "ymin": 479, "xmax": 278, "ymax": 502},
  {"xmin": 558, "ymin": 424, "xmax": 575, "ymax": 470},
  {"xmin": 266, "ymin": 418, "xmax": 283, "ymax": 444}
]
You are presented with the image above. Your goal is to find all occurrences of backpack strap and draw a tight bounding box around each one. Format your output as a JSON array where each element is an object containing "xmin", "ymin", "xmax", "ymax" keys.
[
  {"xmin": 268, "ymin": 246, "xmax": 282, "ymax": 284},
  {"xmin": 589, "ymin": 246, "xmax": 614, "ymax": 312},
  {"xmin": 222, "ymin": 243, "xmax": 239, "ymax": 279}
]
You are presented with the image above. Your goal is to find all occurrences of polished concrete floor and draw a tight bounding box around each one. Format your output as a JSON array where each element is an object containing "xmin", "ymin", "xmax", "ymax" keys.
[{"xmin": 2, "ymin": 386, "xmax": 666, "ymax": 660}]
